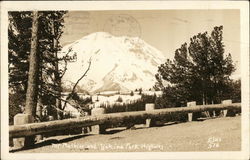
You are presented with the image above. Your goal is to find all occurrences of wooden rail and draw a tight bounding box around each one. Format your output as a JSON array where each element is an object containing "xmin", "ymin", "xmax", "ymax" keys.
[{"xmin": 9, "ymin": 103, "xmax": 241, "ymax": 138}]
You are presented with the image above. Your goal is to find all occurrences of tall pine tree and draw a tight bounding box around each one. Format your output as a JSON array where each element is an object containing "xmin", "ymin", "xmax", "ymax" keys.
[{"xmin": 8, "ymin": 11, "xmax": 67, "ymax": 124}]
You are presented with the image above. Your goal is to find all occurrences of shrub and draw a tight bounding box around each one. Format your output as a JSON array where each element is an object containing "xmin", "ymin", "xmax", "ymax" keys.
[
  {"xmin": 9, "ymin": 92, "xmax": 25, "ymax": 125},
  {"xmin": 130, "ymin": 91, "xmax": 134, "ymax": 96},
  {"xmin": 141, "ymin": 94, "xmax": 156, "ymax": 104}
]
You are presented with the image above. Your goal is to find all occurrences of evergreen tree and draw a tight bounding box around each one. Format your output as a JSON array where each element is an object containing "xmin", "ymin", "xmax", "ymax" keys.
[
  {"xmin": 139, "ymin": 88, "xmax": 142, "ymax": 95},
  {"xmin": 155, "ymin": 26, "xmax": 236, "ymax": 106},
  {"xmin": 130, "ymin": 91, "xmax": 134, "ymax": 96},
  {"xmin": 8, "ymin": 11, "xmax": 67, "ymax": 121},
  {"xmin": 116, "ymin": 96, "xmax": 123, "ymax": 103}
]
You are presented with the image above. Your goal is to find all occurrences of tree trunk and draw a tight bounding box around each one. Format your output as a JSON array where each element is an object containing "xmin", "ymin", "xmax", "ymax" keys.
[
  {"xmin": 36, "ymin": 95, "xmax": 42, "ymax": 121},
  {"xmin": 55, "ymin": 79, "xmax": 63, "ymax": 120},
  {"xmin": 36, "ymin": 55, "xmax": 43, "ymax": 121},
  {"xmin": 55, "ymin": 51, "xmax": 63, "ymax": 120},
  {"xmin": 25, "ymin": 11, "xmax": 39, "ymax": 117},
  {"xmin": 51, "ymin": 21, "xmax": 63, "ymax": 120}
]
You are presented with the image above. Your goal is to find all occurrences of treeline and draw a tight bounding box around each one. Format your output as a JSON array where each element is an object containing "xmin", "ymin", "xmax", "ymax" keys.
[
  {"xmin": 100, "ymin": 94, "xmax": 188, "ymax": 123},
  {"xmin": 102, "ymin": 94, "xmax": 157, "ymax": 113},
  {"xmin": 101, "ymin": 93, "xmax": 184, "ymax": 114}
]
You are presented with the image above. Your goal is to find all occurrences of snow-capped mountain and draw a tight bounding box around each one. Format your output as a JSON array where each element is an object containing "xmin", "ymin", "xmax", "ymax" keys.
[{"xmin": 60, "ymin": 32, "xmax": 165, "ymax": 94}]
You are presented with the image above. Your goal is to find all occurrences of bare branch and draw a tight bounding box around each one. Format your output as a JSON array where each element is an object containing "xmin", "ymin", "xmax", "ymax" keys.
[
  {"xmin": 62, "ymin": 57, "xmax": 92, "ymax": 110},
  {"xmin": 71, "ymin": 57, "xmax": 92, "ymax": 93}
]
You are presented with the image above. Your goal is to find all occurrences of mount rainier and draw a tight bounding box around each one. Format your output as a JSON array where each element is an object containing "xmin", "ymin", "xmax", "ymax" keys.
[{"xmin": 60, "ymin": 32, "xmax": 166, "ymax": 94}]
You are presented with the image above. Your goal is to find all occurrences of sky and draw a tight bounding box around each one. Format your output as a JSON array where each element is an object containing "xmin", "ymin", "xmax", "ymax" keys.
[{"xmin": 60, "ymin": 10, "xmax": 240, "ymax": 77}]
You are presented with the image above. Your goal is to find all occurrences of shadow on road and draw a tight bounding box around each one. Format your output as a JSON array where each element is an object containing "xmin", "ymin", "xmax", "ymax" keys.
[{"xmin": 10, "ymin": 134, "xmax": 89, "ymax": 153}]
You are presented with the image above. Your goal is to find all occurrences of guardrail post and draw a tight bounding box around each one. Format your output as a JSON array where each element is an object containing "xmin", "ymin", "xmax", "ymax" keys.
[
  {"xmin": 145, "ymin": 103, "xmax": 155, "ymax": 127},
  {"xmin": 212, "ymin": 110, "xmax": 216, "ymax": 118},
  {"xmin": 13, "ymin": 114, "xmax": 34, "ymax": 149},
  {"xmin": 82, "ymin": 112, "xmax": 91, "ymax": 134},
  {"xmin": 187, "ymin": 101, "xmax": 196, "ymax": 121},
  {"xmin": 91, "ymin": 108, "xmax": 106, "ymax": 134},
  {"xmin": 221, "ymin": 100, "xmax": 232, "ymax": 117}
]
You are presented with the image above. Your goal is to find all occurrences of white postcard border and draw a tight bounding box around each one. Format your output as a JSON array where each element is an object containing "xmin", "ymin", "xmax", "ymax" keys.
[{"xmin": 1, "ymin": 1, "xmax": 249, "ymax": 160}]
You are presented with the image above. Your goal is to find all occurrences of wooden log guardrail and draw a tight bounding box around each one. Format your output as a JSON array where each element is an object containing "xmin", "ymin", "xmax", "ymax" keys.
[{"xmin": 9, "ymin": 103, "xmax": 241, "ymax": 139}]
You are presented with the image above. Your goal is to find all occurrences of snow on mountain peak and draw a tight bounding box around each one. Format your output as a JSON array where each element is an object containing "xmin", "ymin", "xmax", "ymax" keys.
[{"xmin": 60, "ymin": 32, "xmax": 166, "ymax": 94}]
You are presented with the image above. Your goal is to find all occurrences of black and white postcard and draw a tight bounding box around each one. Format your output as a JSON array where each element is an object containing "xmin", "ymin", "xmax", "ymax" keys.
[{"xmin": 1, "ymin": 1, "xmax": 249, "ymax": 160}]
